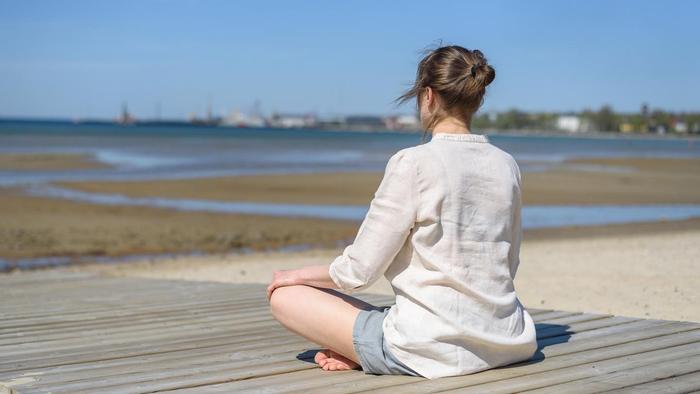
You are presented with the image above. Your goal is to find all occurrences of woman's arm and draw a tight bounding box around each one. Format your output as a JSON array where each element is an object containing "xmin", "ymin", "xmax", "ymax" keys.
[
  {"xmin": 266, "ymin": 263, "xmax": 335, "ymax": 301},
  {"xmin": 326, "ymin": 150, "xmax": 418, "ymax": 294},
  {"xmin": 266, "ymin": 150, "xmax": 418, "ymax": 300}
]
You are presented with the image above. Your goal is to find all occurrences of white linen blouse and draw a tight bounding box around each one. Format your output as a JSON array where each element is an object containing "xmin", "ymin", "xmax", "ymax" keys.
[{"xmin": 328, "ymin": 132, "xmax": 537, "ymax": 379}]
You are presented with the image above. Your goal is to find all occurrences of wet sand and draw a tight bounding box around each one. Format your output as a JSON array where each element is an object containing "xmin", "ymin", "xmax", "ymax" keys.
[
  {"xmin": 0, "ymin": 152, "xmax": 110, "ymax": 171},
  {"xmin": 4, "ymin": 156, "xmax": 699, "ymax": 262},
  {"xmin": 56, "ymin": 157, "xmax": 700, "ymax": 205},
  {"xmin": 0, "ymin": 188, "xmax": 359, "ymax": 262}
]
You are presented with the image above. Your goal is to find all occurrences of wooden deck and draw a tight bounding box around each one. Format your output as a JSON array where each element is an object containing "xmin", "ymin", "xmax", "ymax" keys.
[{"xmin": 1, "ymin": 271, "xmax": 699, "ymax": 393}]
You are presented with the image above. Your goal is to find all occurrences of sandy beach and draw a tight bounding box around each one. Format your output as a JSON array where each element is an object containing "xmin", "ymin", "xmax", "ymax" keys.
[{"xmin": 65, "ymin": 217, "xmax": 700, "ymax": 323}]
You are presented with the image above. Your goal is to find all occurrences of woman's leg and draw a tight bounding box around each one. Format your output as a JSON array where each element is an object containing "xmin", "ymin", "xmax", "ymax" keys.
[{"xmin": 269, "ymin": 284, "xmax": 381, "ymax": 371}]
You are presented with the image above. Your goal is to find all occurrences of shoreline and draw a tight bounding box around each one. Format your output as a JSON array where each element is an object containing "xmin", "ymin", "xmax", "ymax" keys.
[{"xmin": 3, "ymin": 118, "xmax": 700, "ymax": 140}]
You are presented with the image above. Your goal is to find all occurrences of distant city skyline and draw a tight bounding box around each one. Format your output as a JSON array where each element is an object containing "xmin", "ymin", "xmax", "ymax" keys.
[{"xmin": 1, "ymin": 0, "xmax": 699, "ymax": 120}]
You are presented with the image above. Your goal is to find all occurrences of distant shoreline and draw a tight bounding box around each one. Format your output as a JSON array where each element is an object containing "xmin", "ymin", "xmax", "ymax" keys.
[{"xmin": 1, "ymin": 117, "xmax": 699, "ymax": 141}]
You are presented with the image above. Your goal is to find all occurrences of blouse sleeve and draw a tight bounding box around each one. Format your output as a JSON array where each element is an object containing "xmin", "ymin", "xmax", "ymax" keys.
[
  {"xmin": 508, "ymin": 162, "xmax": 523, "ymax": 279},
  {"xmin": 328, "ymin": 150, "xmax": 418, "ymax": 294}
]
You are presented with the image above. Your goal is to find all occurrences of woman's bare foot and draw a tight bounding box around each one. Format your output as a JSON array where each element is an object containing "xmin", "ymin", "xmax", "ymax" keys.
[{"xmin": 314, "ymin": 348, "xmax": 362, "ymax": 371}]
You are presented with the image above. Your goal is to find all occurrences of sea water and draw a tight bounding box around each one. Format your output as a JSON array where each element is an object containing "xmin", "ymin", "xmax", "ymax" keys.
[{"xmin": 1, "ymin": 120, "xmax": 699, "ymax": 186}]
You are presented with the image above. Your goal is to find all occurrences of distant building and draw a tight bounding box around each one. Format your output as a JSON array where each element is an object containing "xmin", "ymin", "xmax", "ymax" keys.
[
  {"xmin": 619, "ymin": 123, "xmax": 636, "ymax": 133},
  {"xmin": 654, "ymin": 124, "xmax": 667, "ymax": 135},
  {"xmin": 222, "ymin": 109, "xmax": 267, "ymax": 128},
  {"xmin": 672, "ymin": 119, "xmax": 688, "ymax": 133},
  {"xmin": 117, "ymin": 102, "xmax": 135, "ymax": 125},
  {"xmin": 486, "ymin": 111, "xmax": 498, "ymax": 123},
  {"xmin": 384, "ymin": 114, "xmax": 420, "ymax": 130},
  {"xmin": 344, "ymin": 115, "xmax": 386, "ymax": 131},
  {"xmin": 188, "ymin": 111, "xmax": 222, "ymax": 126},
  {"xmin": 556, "ymin": 115, "xmax": 582, "ymax": 133},
  {"xmin": 268, "ymin": 113, "xmax": 316, "ymax": 128}
]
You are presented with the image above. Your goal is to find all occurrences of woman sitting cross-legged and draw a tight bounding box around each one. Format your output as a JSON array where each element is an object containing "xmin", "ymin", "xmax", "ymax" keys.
[{"xmin": 267, "ymin": 44, "xmax": 537, "ymax": 380}]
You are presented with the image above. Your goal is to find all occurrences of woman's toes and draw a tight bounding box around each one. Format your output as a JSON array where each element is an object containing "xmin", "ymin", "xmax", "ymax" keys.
[
  {"xmin": 314, "ymin": 349, "xmax": 331, "ymax": 365},
  {"xmin": 328, "ymin": 350, "xmax": 359, "ymax": 369},
  {"xmin": 325, "ymin": 359, "xmax": 351, "ymax": 371},
  {"xmin": 316, "ymin": 348, "xmax": 359, "ymax": 372}
]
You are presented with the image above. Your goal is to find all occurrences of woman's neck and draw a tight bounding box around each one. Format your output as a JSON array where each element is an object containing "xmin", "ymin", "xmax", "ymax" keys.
[{"xmin": 431, "ymin": 117, "xmax": 471, "ymax": 134}]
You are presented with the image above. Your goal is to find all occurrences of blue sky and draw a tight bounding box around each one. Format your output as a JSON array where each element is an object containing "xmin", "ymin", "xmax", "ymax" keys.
[{"xmin": 1, "ymin": 0, "xmax": 698, "ymax": 119}]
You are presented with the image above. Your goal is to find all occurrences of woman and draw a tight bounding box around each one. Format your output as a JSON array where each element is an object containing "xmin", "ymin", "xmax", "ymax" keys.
[{"xmin": 267, "ymin": 45, "xmax": 537, "ymax": 380}]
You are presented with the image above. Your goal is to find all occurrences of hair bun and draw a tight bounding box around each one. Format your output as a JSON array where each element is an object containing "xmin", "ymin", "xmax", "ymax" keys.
[
  {"xmin": 472, "ymin": 63, "xmax": 495, "ymax": 88},
  {"xmin": 470, "ymin": 64, "xmax": 478, "ymax": 77},
  {"xmin": 395, "ymin": 44, "xmax": 496, "ymax": 131}
]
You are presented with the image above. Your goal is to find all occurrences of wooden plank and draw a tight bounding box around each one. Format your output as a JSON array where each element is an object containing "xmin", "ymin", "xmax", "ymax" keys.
[
  {"xmin": 311, "ymin": 323, "xmax": 699, "ymax": 393},
  {"xmin": 18, "ymin": 347, "xmax": 316, "ymax": 393},
  {"xmin": 526, "ymin": 308, "xmax": 555, "ymax": 316},
  {"xmin": 0, "ymin": 301, "xmax": 267, "ymax": 338},
  {"xmin": 0, "ymin": 292, "xmax": 387, "ymax": 330},
  {"xmin": 0, "ymin": 296, "xmax": 260, "ymax": 325},
  {"xmin": 537, "ymin": 320, "xmax": 685, "ymax": 356},
  {"xmin": 536, "ymin": 312, "xmax": 610, "ymax": 326},
  {"xmin": 536, "ymin": 316, "xmax": 639, "ymax": 340},
  {"xmin": 605, "ymin": 370, "xmax": 700, "ymax": 393},
  {"xmin": 0, "ymin": 319, "xmax": 286, "ymax": 371},
  {"xmin": 527, "ymin": 310, "xmax": 580, "ymax": 321},
  {"xmin": 0, "ymin": 311, "xmax": 277, "ymax": 356},
  {"xmin": 0, "ymin": 302, "xmax": 272, "ymax": 344},
  {"xmin": 4, "ymin": 337, "xmax": 315, "ymax": 390},
  {"xmin": 434, "ymin": 341, "xmax": 700, "ymax": 394},
  {"xmin": 158, "ymin": 368, "xmax": 375, "ymax": 394},
  {"xmin": 0, "ymin": 288, "xmax": 263, "ymax": 321},
  {"xmin": 523, "ymin": 353, "xmax": 700, "ymax": 393},
  {"xmin": 0, "ymin": 271, "xmax": 97, "ymax": 286},
  {"xmin": 0, "ymin": 334, "xmax": 306, "ymax": 381},
  {"xmin": 441, "ymin": 342, "xmax": 700, "ymax": 394},
  {"xmin": 0, "ymin": 324, "xmax": 293, "ymax": 375}
]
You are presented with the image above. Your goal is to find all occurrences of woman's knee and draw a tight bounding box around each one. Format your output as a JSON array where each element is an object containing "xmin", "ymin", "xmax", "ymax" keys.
[{"xmin": 269, "ymin": 285, "xmax": 305, "ymax": 319}]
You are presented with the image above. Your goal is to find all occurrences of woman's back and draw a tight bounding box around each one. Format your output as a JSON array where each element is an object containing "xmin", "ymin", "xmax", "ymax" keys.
[
  {"xmin": 329, "ymin": 131, "xmax": 538, "ymax": 379},
  {"xmin": 327, "ymin": 45, "xmax": 537, "ymax": 379}
]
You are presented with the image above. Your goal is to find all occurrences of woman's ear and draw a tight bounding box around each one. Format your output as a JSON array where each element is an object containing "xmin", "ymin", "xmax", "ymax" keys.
[{"xmin": 424, "ymin": 87, "xmax": 436, "ymax": 112}]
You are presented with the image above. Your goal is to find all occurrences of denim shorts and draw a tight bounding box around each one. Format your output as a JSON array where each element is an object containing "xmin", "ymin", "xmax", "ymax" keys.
[{"xmin": 352, "ymin": 305, "xmax": 422, "ymax": 377}]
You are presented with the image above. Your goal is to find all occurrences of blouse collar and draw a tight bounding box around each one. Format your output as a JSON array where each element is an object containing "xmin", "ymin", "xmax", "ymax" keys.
[{"xmin": 431, "ymin": 132, "xmax": 489, "ymax": 143}]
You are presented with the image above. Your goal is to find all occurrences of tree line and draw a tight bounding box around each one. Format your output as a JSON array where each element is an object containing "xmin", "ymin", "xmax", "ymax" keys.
[{"xmin": 472, "ymin": 105, "xmax": 700, "ymax": 134}]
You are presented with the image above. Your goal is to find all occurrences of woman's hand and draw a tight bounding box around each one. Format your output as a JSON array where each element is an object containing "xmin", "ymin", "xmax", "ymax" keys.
[{"xmin": 266, "ymin": 269, "xmax": 302, "ymax": 302}]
